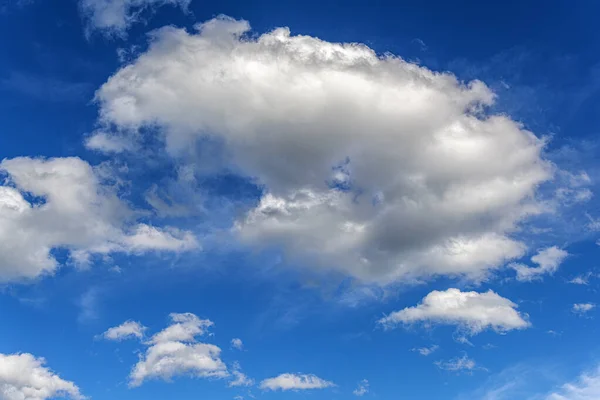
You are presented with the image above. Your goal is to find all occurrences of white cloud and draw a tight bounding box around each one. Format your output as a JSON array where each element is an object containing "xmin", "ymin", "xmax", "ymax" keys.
[
  {"xmin": 259, "ymin": 373, "xmax": 335, "ymax": 391},
  {"xmin": 228, "ymin": 362, "xmax": 254, "ymax": 387},
  {"xmin": 435, "ymin": 354, "xmax": 479, "ymax": 373},
  {"xmin": 411, "ymin": 345, "xmax": 439, "ymax": 356},
  {"xmin": 353, "ymin": 379, "xmax": 369, "ymax": 396},
  {"xmin": 0, "ymin": 157, "xmax": 198, "ymax": 282},
  {"xmin": 511, "ymin": 246, "xmax": 569, "ymax": 282},
  {"xmin": 123, "ymin": 224, "xmax": 198, "ymax": 253},
  {"xmin": 572, "ymin": 303, "xmax": 595, "ymax": 315},
  {"xmin": 554, "ymin": 171, "xmax": 593, "ymax": 206},
  {"xmin": 102, "ymin": 320, "xmax": 147, "ymax": 341},
  {"xmin": 570, "ymin": 276, "xmax": 589, "ymax": 285},
  {"xmin": 84, "ymin": 131, "xmax": 134, "ymax": 153},
  {"xmin": 79, "ymin": 0, "xmax": 190, "ymax": 37},
  {"xmin": 378, "ymin": 288, "xmax": 530, "ymax": 335},
  {"xmin": 0, "ymin": 353, "xmax": 83, "ymax": 400},
  {"xmin": 547, "ymin": 365, "xmax": 600, "ymax": 400},
  {"xmin": 231, "ymin": 338, "xmax": 243, "ymax": 350},
  {"xmin": 78, "ymin": 288, "xmax": 100, "ymax": 323},
  {"xmin": 569, "ymin": 272, "xmax": 595, "ymax": 285},
  {"xmin": 129, "ymin": 313, "xmax": 227, "ymax": 387},
  {"xmin": 92, "ymin": 16, "xmax": 552, "ymax": 284},
  {"xmin": 148, "ymin": 312, "xmax": 213, "ymax": 344}
]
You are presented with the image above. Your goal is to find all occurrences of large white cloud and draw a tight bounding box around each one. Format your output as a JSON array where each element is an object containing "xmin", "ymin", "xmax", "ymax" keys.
[
  {"xmin": 127, "ymin": 313, "xmax": 228, "ymax": 387},
  {"xmin": 79, "ymin": 0, "xmax": 190, "ymax": 36},
  {"xmin": 91, "ymin": 16, "xmax": 552, "ymax": 284},
  {"xmin": 0, "ymin": 353, "xmax": 83, "ymax": 400},
  {"xmin": 0, "ymin": 157, "xmax": 198, "ymax": 282},
  {"xmin": 547, "ymin": 365, "xmax": 600, "ymax": 400},
  {"xmin": 259, "ymin": 373, "xmax": 334, "ymax": 391},
  {"xmin": 378, "ymin": 288, "xmax": 530, "ymax": 335}
]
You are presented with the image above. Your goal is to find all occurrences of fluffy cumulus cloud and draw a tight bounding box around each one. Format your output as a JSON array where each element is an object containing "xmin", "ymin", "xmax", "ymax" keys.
[
  {"xmin": 0, "ymin": 157, "xmax": 198, "ymax": 282},
  {"xmin": 0, "ymin": 353, "xmax": 83, "ymax": 400},
  {"xmin": 378, "ymin": 288, "xmax": 530, "ymax": 335},
  {"xmin": 547, "ymin": 365, "xmax": 600, "ymax": 400},
  {"xmin": 79, "ymin": 0, "xmax": 190, "ymax": 36},
  {"xmin": 128, "ymin": 313, "xmax": 227, "ymax": 387},
  {"xmin": 511, "ymin": 246, "xmax": 569, "ymax": 282},
  {"xmin": 91, "ymin": 16, "xmax": 552, "ymax": 284},
  {"xmin": 259, "ymin": 373, "xmax": 335, "ymax": 391},
  {"xmin": 102, "ymin": 320, "xmax": 147, "ymax": 341}
]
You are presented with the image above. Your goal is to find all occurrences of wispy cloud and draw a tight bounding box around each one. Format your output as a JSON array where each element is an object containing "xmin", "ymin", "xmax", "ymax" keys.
[{"xmin": 0, "ymin": 72, "xmax": 91, "ymax": 102}]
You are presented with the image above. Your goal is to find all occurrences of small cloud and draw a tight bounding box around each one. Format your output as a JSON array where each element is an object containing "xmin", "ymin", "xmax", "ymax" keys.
[
  {"xmin": 85, "ymin": 131, "xmax": 135, "ymax": 154},
  {"xmin": 568, "ymin": 272, "xmax": 596, "ymax": 285},
  {"xmin": 435, "ymin": 354, "xmax": 483, "ymax": 373},
  {"xmin": 411, "ymin": 345, "xmax": 439, "ymax": 356},
  {"xmin": 454, "ymin": 335, "xmax": 474, "ymax": 346},
  {"xmin": 110, "ymin": 265, "xmax": 122, "ymax": 274},
  {"xmin": 231, "ymin": 338, "xmax": 244, "ymax": 350},
  {"xmin": 127, "ymin": 313, "xmax": 227, "ymax": 387},
  {"xmin": 259, "ymin": 373, "xmax": 335, "ymax": 391},
  {"xmin": 572, "ymin": 303, "xmax": 596, "ymax": 316},
  {"xmin": 547, "ymin": 330, "xmax": 562, "ymax": 337},
  {"xmin": 353, "ymin": 379, "xmax": 369, "ymax": 396},
  {"xmin": 229, "ymin": 362, "xmax": 254, "ymax": 387},
  {"xmin": 511, "ymin": 246, "xmax": 568, "ymax": 282},
  {"xmin": 100, "ymin": 320, "xmax": 147, "ymax": 341},
  {"xmin": 79, "ymin": 0, "xmax": 191, "ymax": 37},
  {"xmin": 586, "ymin": 213, "xmax": 600, "ymax": 232},
  {"xmin": 378, "ymin": 288, "xmax": 530, "ymax": 336},
  {"xmin": 78, "ymin": 288, "xmax": 100, "ymax": 323}
]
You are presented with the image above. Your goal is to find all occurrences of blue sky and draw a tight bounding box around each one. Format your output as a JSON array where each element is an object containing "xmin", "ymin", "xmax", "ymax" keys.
[{"xmin": 1, "ymin": 1, "xmax": 600, "ymax": 399}]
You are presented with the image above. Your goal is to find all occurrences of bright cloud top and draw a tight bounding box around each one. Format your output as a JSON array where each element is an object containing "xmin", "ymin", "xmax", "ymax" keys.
[
  {"xmin": 547, "ymin": 365, "xmax": 600, "ymax": 400},
  {"xmin": 511, "ymin": 246, "xmax": 569, "ymax": 282},
  {"xmin": 378, "ymin": 288, "xmax": 530, "ymax": 335},
  {"xmin": 0, "ymin": 157, "xmax": 198, "ymax": 282},
  {"xmin": 79, "ymin": 0, "xmax": 190, "ymax": 36},
  {"xmin": 102, "ymin": 320, "xmax": 147, "ymax": 341},
  {"xmin": 259, "ymin": 373, "xmax": 335, "ymax": 391},
  {"xmin": 91, "ymin": 15, "xmax": 552, "ymax": 284},
  {"xmin": 126, "ymin": 313, "xmax": 227, "ymax": 387},
  {"xmin": 0, "ymin": 353, "xmax": 83, "ymax": 400}
]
